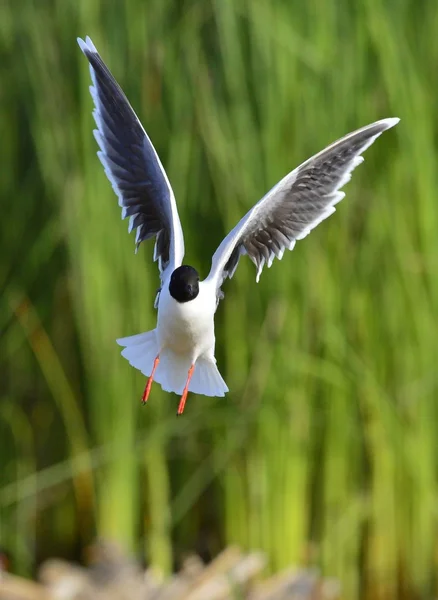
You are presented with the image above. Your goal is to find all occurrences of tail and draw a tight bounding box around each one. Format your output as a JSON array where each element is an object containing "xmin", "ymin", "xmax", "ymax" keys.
[{"xmin": 116, "ymin": 330, "xmax": 229, "ymax": 398}]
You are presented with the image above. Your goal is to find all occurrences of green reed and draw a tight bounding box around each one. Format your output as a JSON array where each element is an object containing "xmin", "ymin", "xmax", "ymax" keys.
[{"xmin": 1, "ymin": 0, "xmax": 437, "ymax": 598}]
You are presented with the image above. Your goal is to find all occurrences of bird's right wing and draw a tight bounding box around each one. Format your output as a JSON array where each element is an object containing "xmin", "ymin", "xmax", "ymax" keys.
[
  {"xmin": 206, "ymin": 118, "xmax": 399, "ymax": 300},
  {"xmin": 77, "ymin": 36, "xmax": 185, "ymax": 287}
]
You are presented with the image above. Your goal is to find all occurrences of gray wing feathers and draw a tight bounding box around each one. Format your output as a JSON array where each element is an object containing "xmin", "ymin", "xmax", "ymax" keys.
[
  {"xmin": 208, "ymin": 118, "xmax": 399, "ymax": 295},
  {"xmin": 77, "ymin": 36, "xmax": 184, "ymax": 276}
]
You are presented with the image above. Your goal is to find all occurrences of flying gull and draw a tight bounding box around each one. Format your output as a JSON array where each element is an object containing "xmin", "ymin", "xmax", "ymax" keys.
[{"xmin": 77, "ymin": 36, "xmax": 399, "ymax": 414}]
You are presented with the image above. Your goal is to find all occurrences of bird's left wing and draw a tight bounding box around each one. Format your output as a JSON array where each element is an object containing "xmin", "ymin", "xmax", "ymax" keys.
[
  {"xmin": 206, "ymin": 118, "xmax": 399, "ymax": 299},
  {"xmin": 77, "ymin": 36, "xmax": 185, "ymax": 284}
]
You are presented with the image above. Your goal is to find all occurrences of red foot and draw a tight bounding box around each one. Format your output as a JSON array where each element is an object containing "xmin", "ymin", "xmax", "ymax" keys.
[
  {"xmin": 142, "ymin": 355, "xmax": 160, "ymax": 404},
  {"xmin": 177, "ymin": 364, "xmax": 195, "ymax": 415}
]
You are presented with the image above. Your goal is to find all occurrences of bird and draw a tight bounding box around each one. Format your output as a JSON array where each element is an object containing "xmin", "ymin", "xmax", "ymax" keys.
[{"xmin": 77, "ymin": 35, "xmax": 399, "ymax": 415}]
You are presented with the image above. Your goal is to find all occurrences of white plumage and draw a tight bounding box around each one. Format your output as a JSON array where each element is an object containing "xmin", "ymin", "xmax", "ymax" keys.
[
  {"xmin": 118, "ymin": 276, "xmax": 227, "ymax": 398},
  {"xmin": 77, "ymin": 35, "xmax": 399, "ymax": 414}
]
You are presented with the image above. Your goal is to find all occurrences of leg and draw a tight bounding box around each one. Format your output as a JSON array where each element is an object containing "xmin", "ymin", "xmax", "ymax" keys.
[
  {"xmin": 177, "ymin": 364, "xmax": 195, "ymax": 416},
  {"xmin": 142, "ymin": 355, "xmax": 160, "ymax": 404}
]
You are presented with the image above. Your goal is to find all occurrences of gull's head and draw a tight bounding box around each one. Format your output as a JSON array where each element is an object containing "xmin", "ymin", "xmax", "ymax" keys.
[{"xmin": 169, "ymin": 265, "xmax": 200, "ymax": 303}]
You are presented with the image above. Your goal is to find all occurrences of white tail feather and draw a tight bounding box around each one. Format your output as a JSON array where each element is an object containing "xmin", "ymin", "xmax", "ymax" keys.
[{"xmin": 116, "ymin": 330, "xmax": 228, "ymax": 397}]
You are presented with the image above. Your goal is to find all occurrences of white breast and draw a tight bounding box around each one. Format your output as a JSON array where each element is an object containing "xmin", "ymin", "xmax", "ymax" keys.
[{"xmin": 156, "ymin": 280, "xmax": 217, "ymax": 361}]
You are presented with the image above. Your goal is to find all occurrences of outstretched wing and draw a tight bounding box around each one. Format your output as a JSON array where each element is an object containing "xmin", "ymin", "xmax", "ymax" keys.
[
  {"xmin": 206, "ymin": 118, "xmax": 399, "ymax": 298},
  {"xmin": 77, "ymin": 36, "xmax": 185, "ymax": 282}
]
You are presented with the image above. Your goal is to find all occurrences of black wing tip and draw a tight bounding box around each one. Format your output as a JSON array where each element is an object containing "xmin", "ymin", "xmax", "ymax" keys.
[
  {"xmin": 367, "ymin": 117, "xmax": 400, "ymax": 137},
  {"xmin": 377, "ymin": 117, "xmax": 400, "ymax": 131},
  {"xmin": 351, "ymin": 117, "xmax": 400, "ymax": 141},
  {"xmin": 77, "ymin": 36, "xmax": 98, "ymax": 57}
]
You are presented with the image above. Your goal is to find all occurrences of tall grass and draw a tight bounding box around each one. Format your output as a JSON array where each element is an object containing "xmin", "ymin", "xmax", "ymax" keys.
[{"xmin": 1, "ymin": 0, "xmax": 437, "ymax": 598}]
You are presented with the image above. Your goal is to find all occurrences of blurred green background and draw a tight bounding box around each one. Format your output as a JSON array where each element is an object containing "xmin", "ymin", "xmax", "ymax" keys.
[{"xmin": 1, "ymin": 0, "xmax": 437, "ymax": 598}]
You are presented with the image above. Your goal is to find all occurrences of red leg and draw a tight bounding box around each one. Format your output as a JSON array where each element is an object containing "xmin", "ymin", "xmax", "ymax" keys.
[
  {"xmin": 177, "ymin": 364, "xmax": 195, "ymax": 416},
  {"xmin": 142, "ymin": 355, "xmax": 160, "ymax": 404}
]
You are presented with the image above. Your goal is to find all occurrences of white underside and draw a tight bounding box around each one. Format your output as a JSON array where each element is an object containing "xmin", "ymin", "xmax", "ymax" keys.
[
  {"xmin": 116, "ymin": 280, "xmax": 228, "ymax": 397},
  {"xmin": 116, "ymin": 329, "xmax": 228, "ymax": 397}
]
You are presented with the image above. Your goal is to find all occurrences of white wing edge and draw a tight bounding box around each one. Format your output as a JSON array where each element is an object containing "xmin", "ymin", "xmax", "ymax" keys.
[
  {"xmin": 77, "ymin": 35, "xmax": 185, "ymax": 273},
  {"xmin": 206, "ymin": 117, "xmax": 400, "ymax": 287}
]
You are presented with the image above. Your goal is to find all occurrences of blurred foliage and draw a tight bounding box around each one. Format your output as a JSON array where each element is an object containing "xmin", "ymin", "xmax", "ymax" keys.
[{"xmin": 1, "ymin": 0, "xmax": 437, "ymax": 599}]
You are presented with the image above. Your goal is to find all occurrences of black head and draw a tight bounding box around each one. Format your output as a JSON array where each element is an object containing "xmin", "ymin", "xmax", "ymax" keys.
[{"xmin": 169, "ymin": 265, "xmax": 200, "ymax": 303}]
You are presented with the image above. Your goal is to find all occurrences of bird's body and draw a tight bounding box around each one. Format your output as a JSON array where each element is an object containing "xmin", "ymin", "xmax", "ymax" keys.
[
  {"xmin": 157, "ymin": 276, "xmax": 216, "ymax": 360},
  {"xmin": 117, "ymin": 268, "xmax": 228, "ymax": 410},
  {"xmin": 77, "ymin": 35, "xmax": 399, "ymax": 413}
]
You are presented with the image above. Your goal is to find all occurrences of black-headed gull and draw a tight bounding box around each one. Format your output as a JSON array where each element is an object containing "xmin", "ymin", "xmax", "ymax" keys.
[{"xmin": 77, "ymin": 36, "xmax": 399, "ymax": 414}]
